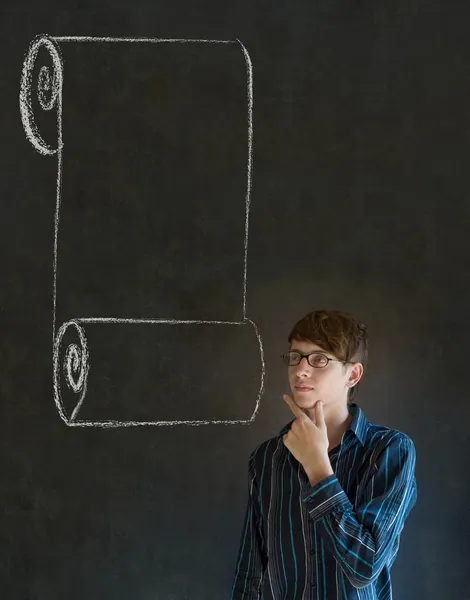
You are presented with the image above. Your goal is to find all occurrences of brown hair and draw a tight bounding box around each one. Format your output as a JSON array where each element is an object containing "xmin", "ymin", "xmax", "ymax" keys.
[{"xmin": 288, "ymin": 309, "xmax": 368, "ymax": 406}]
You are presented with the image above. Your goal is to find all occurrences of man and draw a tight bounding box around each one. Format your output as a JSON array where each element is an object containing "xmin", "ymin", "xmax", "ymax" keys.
[{"xmin": 231, "ymin": 309, "xmax": 417, "ymax": 599}]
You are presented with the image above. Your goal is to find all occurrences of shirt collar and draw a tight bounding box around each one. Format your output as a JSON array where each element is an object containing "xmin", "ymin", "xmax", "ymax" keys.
[{"xmin": 279, "ymin": 402, "xmax": 369, "ymax": 446}]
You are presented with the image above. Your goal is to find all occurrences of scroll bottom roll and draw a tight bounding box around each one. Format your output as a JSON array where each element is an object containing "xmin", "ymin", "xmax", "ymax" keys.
[{"xmin": 53, "ymin": 319, "xmax": 264, "ymax": 426}]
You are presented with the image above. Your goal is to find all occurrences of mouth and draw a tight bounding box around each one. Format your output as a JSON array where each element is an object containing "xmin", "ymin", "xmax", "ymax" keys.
[{"xmin": 295, "ymin": 385, "xmax": 313, "ymax": 393}]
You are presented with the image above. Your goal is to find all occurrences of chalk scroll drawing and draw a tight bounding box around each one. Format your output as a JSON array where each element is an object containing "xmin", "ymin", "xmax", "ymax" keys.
[{"xmin": 20, "ymin": 35, "xmax": 265, "ymax": 427}]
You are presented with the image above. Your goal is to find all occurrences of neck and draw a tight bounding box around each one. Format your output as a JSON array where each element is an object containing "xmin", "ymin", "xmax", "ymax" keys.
[{"xmin": 305, "ymin": 400, "xmax": 352, "ymax": 450}]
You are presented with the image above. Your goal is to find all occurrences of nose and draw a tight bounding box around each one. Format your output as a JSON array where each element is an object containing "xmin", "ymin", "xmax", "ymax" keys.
[{"xmin": 293, "ymin": 356, "xmax": 312, "ymax": 377}]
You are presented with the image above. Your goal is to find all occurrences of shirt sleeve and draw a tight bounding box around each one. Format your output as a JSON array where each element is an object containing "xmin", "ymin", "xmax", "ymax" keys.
[
  {"xmin": 302, "ymin": 432, "xmax": 418, "ymax": 589},
  {"xmin": 231, "ymin": 451, "xmax": 268, "ymax": 600}
]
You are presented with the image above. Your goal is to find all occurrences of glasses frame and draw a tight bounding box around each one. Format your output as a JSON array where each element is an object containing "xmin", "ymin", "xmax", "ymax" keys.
[{"xmin": 280, "ymin": 351, "xmax": 355, "ymax": 369}]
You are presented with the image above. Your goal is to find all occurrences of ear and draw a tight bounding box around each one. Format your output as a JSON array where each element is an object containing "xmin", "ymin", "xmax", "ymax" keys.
[{"xmin": 347, "ymin": 362, "xmax": 363, "ymax": 388}]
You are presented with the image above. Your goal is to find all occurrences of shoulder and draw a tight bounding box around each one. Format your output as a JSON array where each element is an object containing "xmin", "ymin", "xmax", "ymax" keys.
[
  {"xmin": 365, "ymin": 423, "xmax": 416, "ymax": 468},
  {"xmin": 367, "ymin": 422, "xmax": 415, "ymax": 449}
]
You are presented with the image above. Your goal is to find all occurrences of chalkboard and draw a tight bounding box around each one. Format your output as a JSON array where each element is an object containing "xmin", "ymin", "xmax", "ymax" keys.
[{"xmin": 1, "ymin": 1, "xmax": 470, "ymax": 599}]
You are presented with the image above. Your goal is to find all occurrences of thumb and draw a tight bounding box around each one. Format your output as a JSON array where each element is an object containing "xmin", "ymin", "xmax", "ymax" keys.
[{"xmin": 316, "ymin": 401, "xmax": 326, "ymax": 429}]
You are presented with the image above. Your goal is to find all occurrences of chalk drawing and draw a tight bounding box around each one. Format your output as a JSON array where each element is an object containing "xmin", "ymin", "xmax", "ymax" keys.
[{"xmin": 20, "ymin": 34, "xmax": 264, "ymax": 427}]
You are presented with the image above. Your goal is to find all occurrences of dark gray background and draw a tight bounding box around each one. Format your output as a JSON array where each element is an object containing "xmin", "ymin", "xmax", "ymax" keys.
[{"xmin": 1, "ymin": 1, "xmax": 469, "ymax": 598}]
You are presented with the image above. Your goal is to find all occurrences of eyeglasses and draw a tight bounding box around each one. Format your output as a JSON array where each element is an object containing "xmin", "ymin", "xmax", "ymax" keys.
[{"xmin": 280, "ymin": 351, "xmax": 354, "ymax": 369}]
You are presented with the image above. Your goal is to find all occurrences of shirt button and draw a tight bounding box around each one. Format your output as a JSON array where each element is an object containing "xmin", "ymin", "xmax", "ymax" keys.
[
  {"xmin": 310, "ymin": 581, "xmax": 316, "ymax": 588},
  {"xmin": 310, "ymin": 548, "xmax": 316, "ymax": 555}
]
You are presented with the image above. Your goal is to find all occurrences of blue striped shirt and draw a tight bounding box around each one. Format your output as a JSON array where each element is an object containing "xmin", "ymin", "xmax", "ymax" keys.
[{"xmin": 231, "ymin": 402, "xmax": 417, "ymax": 600}]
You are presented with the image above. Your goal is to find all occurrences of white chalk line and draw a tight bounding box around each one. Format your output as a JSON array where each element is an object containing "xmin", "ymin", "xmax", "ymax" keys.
[
  {"xmin": 236, "ymin": 39, "xmax": 253, "ymax": 321},
  {"xmin": 67, "ymin": 419, "xmax": 255, "ymax": 427},
  {"xmin": 245, "ymin": 317, "xmax": 264, "ymax": 422},
  {"xmin": 52, "ymin": 37, "xmax": 236, "ymax": 44},
  {"xmin": 53, "ymin": 125, "xmax": 63, "ymax": 343},
  {"xmin": 77, "ymin": 318, "xmax": 246, "ymax": 325}
]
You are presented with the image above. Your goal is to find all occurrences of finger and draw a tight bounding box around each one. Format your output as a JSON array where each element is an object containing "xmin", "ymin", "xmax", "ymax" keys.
[
  {"xmin": 283, "ymin": 394, "xmax": 304, "ymax": 418},
  {"xmin": 315, "ymin": 401, "xmax": 325, "ymax": 428}
]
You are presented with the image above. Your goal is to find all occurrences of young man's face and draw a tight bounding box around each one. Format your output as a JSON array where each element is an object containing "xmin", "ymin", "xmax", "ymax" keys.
[{"xmin": 287, "ymin": 339, "xmax": 362, "ymax": 412}]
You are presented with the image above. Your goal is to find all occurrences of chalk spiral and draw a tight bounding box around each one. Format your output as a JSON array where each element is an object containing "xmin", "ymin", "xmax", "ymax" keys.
[
  {"xmin": 53, "ymin": 320, "xmax": 89, "ymax": 423},
  {"xmin": 19, "ymin": 35, "xmax": 63, "ymax": 155}
]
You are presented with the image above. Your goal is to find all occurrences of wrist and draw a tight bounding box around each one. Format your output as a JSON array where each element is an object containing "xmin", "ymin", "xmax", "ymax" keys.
[{"xmin": 304, "ymin": 459, "xmax": 334, "ymax": 487}]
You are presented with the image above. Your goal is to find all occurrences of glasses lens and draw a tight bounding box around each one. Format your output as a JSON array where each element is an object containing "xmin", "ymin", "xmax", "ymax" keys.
[
  {"xmin": 309, "ymin": 353, "xmax": 328, "ymax": 367},
  {"xmin": 283, "ymin": 351, "xmax": 301, "ymax": 366}
]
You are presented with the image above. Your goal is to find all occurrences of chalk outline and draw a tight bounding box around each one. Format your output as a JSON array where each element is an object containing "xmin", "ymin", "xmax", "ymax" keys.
[{"xmin": 20, "ymin": 35, "xmax": 264, "ymax": 427}]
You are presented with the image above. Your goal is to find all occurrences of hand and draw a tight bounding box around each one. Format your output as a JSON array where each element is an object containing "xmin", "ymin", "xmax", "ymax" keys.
[{"xmin": 282, "ymin": 394, "xmax": 334, "ymax": 486}]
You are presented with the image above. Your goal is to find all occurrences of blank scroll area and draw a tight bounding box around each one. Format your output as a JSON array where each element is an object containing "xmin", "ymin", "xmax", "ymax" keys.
[
  {"xmin": 55, "ymin": 321, "xmax": 263, "ymax": 424},
  {"xmin": 55, "ymin": 42, "xmax": 250, "ymax": 323}
]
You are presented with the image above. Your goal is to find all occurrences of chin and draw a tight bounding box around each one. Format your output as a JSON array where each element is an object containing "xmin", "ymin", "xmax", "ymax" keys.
[{"xmin": 293, "ymin": 393, "xmax": 316, "ymax": 409}]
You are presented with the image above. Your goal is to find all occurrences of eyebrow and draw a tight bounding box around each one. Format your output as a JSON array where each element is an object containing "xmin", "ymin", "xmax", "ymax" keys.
[{"xmin": 289, "ymin": 348, "xmax": 326, "ymax": 354}]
